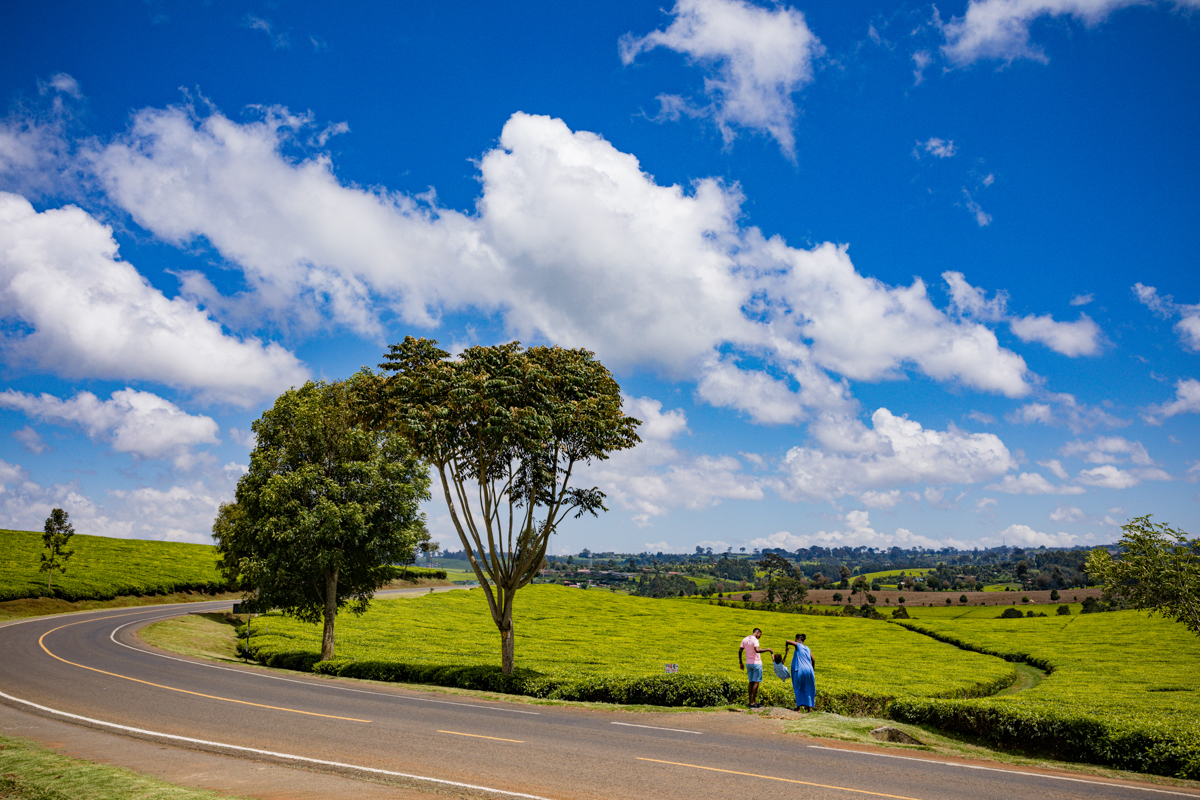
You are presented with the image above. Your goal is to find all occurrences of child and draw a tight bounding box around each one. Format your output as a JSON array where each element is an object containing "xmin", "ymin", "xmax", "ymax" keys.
[{"xmin": 772, "ymin": 652, "xmax": 790, "ymax": 680}]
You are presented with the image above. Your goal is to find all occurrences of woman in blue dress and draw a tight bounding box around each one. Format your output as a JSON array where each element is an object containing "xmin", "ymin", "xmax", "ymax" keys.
[{"xmin": 784, "ymin": 633, "xmax": 816, "ymax": 712}]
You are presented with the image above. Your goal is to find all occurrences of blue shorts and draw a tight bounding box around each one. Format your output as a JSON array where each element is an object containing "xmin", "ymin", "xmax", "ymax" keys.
[{"xmin": 746, "ymin": 663, "xmax": 763, "ymax": 683}]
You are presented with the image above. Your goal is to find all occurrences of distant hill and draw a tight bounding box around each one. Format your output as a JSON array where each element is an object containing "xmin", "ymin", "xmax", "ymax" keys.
[{"xmin": 0, "ymin": 529, "xmax": 227, "ymax": 602}]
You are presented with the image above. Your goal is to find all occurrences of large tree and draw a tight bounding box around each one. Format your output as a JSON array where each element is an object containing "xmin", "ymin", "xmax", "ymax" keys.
[
  {"xmin": 372, "ymin": 337, "xmax": 640, "ymax": 673},
  {"xmin": 214, "ymin": 373, "xmax": 430, "ymax": 661},
  {"xmin": 40, "ymin": 508, "xmax": 75, "ymax": 591},
  {"xmin": 1087, "ymin": 515, "xmax": 1200, "ymax": 637}
]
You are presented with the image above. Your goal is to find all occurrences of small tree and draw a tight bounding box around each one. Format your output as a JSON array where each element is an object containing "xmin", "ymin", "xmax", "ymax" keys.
[
  {"xmin": 832, "ymin": 592, "xmax": 843, "ymax": 603},
  {"xmin": 1087, "ymin": 515, "xmax": 1200, "ymax": 637},
  {"xmin": 214, "ymin": 375, "xmax": 431, "ymax": 661},
  {"xmin": 41, "ymin": 508, "xmax": 75, "ymax": 591},
  {"xmin": 373, "ymin": 337, "xmax": 640, "ymax": 673},
  {"xmin": 1057, "ymin": 604, "xmax": 1071, "ymax": 615},
  {"xmin": 959, "ymin": 594, "xmax": 969, "ymax": 604},
  {"xmin": 757, "ymin": 552, "xmax": 796, "ymax": 603}
]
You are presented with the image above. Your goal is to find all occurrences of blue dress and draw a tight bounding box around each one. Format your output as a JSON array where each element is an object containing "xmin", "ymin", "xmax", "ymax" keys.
[{"xmin": 790, "ymin": 644, "xmax": 816, "ymax": 709}]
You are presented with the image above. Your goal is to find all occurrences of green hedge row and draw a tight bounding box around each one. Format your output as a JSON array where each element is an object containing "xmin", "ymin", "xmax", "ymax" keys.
[
  {"xmin": 0, "ymin": 579, "xmax": 229, "ymax": 603},
  {"xmin": 387, "ymin": 567, "xmax": 448, "ymax": 581},
  {"xmin": 894, "ymin": 620, "xmax": 1056, "ymax": 673},
  {"xmin": 888, "ymin": 698, "xmax": 1200, "ymax": 779},
  {"xmin": 240, "ymin": 638, "xmax": 1008, "ymax": 715}
]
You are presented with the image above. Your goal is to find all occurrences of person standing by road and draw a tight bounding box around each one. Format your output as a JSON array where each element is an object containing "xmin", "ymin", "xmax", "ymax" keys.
[
  {"xmin": 784, "ymin": 633, "xmax": 816, "ymax": 712},
  {"xmin": 738, "ymin": 627, "xmax": 773, "ymax": 708}
]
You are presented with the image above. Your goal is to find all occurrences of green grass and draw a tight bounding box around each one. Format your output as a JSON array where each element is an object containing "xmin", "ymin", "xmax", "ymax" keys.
[
  {"xmin": 246, "ymin": 584, "xmax": 1016, "ymax": 711},
  {"xmin": 982, "ymin": 583, "xmax": 1022, "ymax": 591},
  {"xmin": 859, "ymin": 567, "xmax": 932, "ymax": 583},
  {"xmin": 889, "ymin": 610, "xmax": 1200, "ymax": 777},
  {"xmin": 0, "ymin": 732, "xmax": 250, "ymax": 800},
  {"xmin": 0, "ymin": 530, "xmax": 226, "ymax": 602}
]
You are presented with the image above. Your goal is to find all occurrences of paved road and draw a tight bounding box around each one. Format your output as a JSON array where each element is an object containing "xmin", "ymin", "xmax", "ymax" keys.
[{"xmin": 1, "ymin": 600, "xmax": 1195, "ymax": 800}]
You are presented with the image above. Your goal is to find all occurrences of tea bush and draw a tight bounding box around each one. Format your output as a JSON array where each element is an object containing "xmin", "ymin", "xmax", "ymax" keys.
[
  {"xmin": 0, "ymin": 529, "xmax": 227, "ymax": 601},
  {"xmin": 244, "ymin": 584, "xmax": 1014, "ymax": 711},
  {"xmin": 890, "ymin": 612, "xmax": 1200, "ymax": 778}
]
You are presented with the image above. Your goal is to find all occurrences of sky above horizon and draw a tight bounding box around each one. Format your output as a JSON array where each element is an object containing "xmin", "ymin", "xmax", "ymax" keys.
[{"xmin": 0, "ymin": 0, "xmax": 1197, "ymax": 555}]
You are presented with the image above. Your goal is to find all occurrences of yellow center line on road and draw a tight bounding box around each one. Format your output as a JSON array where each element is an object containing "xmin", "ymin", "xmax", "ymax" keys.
[
  {"xmin": 636, "ymin": 758, "xmax": 924, "ymax": 800},
  {"xmin": 439, "ymin": 730, "xmax": 524, "ymax": 743},
  {"xmin": 37, "ymin": 615, "xmax": 369, "ymax": 723}
]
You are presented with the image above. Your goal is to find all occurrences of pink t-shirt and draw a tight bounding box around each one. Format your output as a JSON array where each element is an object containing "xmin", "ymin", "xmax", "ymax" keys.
[{"xmin": 741, "ymin": 634, "xmax": 762, "ymax": 665}]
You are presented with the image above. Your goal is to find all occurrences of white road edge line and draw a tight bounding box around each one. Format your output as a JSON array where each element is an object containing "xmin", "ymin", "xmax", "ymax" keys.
[
  {"xmin": 0, "ymin": 689, "xmax": 556, "ymax": 800},
  {"xmin": 807, "ymin": 746, "xmax": 1200, "ymax": 797},
  {"xmin": 106, "ymin": 614, "xmax": 540, "ymax": 715},
  {"xmin": 610, "ymin": 722, "xmax": 702, "ymax": 735}
]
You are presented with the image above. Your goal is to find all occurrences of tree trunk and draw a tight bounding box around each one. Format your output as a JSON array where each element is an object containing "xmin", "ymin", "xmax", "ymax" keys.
[
  {"xmin": 500, "ymin": 624, "xmax": 514, "ymax": 674},
  {"xmin": 321, "ymin": 565, "xmax": 338, "ymax": 661},
  {"xmin": 500, "ymin": 590, "xmax": 515, "ymax": 674}
]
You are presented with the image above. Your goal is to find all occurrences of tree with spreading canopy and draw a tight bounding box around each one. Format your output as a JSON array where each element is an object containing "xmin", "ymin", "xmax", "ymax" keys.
[
  {"xmin": 213, "ymin": 373, "xmax": 430, "ymax": 661},
  {"xmin": 1086, "ymin": 515, "xmax": 1200, "ymax": 637},
  {"xmin": 370, "ymin": 337, "xmax": 641, "ymax": 673},
  {"xmin": 41, "ymin": 508, "xmax": 75, "ymax": 591}
]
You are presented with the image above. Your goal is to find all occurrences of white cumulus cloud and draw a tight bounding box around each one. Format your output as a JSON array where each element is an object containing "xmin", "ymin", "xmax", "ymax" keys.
[
  {"xmin": 619, "ymin": 0, "xmax": 823, "ymax": 157},
  {"xmin": 986, "ymin": 471, "xmax": 1085, "ymax": 495},
  {"xmin": 0, "ymin": 193, "xmax": 309, "ymax": 406},
  {"xmin": 1009, "ymin": 313, "xmax": 1102, "ymax": 356},
  {"xmin": 92, "ymin": 104, "xmax": 1037, "ymax": 424},
  {"xmin": 1133, "ymin": 282, "xmax": 1200, "ymax": 352},
  {"xmin": 1144, "ymin": 378, "xmax": 1200, "ymax": 423},
  {"xmin": 776, "ymin": 408, "xmax": 1016, "ymax": 502},
  {"xmin": 0, "ymin": 389, "xmax": 219, "ymax": 468},
  {"xmin": 750, "ymin": 510, "xmax": 969, "ymax": 550},
  {"xmin": 1076, "ymin": 464, "xmax": 1140, "ymax": 489},
  {"xmin": 941, "ymin": 0, "xmax": 1154, "ymax": 66},
  {"xmin": 1061, "ymin": 436, "xmax": 1153, "ymax": 466},
  {"xmin": 988, "ymin": 523, "xmax": 1089, "ymax": 548}
]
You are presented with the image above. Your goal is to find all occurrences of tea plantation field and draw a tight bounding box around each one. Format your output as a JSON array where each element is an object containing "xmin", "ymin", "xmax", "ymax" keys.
[
  {"xmin": 246, "ymin": 584, "xmax": 1015, "ymax": 712},
  {"xmin": 891, "ymin": 611, "xmax": 1200, "ymax": 778},
  {"xmin": 0, "ymin": 529, "xmax": 226, "ymax": 601}
]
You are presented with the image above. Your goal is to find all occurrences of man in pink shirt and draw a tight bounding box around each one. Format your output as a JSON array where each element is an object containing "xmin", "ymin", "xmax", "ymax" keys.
[{"xmin": 738, "ymin": 627, "xmax": 773, "ymax": 708}]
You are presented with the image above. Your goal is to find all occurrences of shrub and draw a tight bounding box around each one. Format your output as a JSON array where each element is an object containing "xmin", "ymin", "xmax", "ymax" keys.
[
  {"xmin": 832, "ymin": 592, "xmax": 843, "ymax": 603},
  {"xmin": 897, "ymin": 596, "xmax": 905, "ymax": 604},
  {"xmin": 946, "ymin": 597, "xmax": 952, "ymax": 605},
  {"xmin": 891, "ymin": 606, "xmax": 910, "ymax": 619},
  {"xmin": 1057, "ymin": 604, "xmax": 1071, "ymax": 616},
  {"xmin": 742, "ymin": 593, "xmax": 752, "ymax": 602},
  {"xmin": 1021, "ymin": 596, "xmax": 1030, "ymax": 604},
  {"xmin": 959, "ymin": 594, "xmax": 969, "ymax": 604},
  {"xmin": 999, "ymin": 607, "xmax": 1025, "ymax": 619},
  {"xmin": 1050, "ymin": 589, "xmax": 1060, "ymax": 601}
]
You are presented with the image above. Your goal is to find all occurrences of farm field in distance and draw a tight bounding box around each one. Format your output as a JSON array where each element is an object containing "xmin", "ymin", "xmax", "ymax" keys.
[{"xmin": 246, "ymin": 584, "xmax": 1016, "ymax": 710}]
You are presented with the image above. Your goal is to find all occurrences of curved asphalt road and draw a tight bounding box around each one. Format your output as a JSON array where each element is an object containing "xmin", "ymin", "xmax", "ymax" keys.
[{"xmin": 0, "ymin": 600, "xmax": 1194, "ymax": 800}]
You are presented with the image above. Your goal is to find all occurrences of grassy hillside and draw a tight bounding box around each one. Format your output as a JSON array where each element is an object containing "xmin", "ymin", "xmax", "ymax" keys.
[
  {"xmin": 0, "ymin": 529, "xmax": 226, "ymax": 602},
  {"xmin": 247, "ymin": 584, "xmax": 1015, "ymax": 711},
  {"xmin": 890, "ymin": 610, "xmax": 1200, "ymax": 778}
]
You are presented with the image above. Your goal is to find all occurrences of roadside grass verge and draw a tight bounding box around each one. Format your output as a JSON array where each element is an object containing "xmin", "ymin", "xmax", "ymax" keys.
[
  {"xmin": 890, "ymin": 611, "xmax": 1200, "ymax": 778},
  {"xmin": 242, "ymin": 584, "xmax": 1016, "ymax": 711},
  {"xmin": 0, "ymin": 530, "xmax": 226, "ymax": 602},
  {"xmin": 0, "ymin": 591, "xmax": 243, "ymax": 622},
  {"xmin": 0, "ymin": 732, "xmax": 250, "ymax": 800},
  {"xmin": 140, "ymin": 612, "xmax": 246, "ymax": 662}
]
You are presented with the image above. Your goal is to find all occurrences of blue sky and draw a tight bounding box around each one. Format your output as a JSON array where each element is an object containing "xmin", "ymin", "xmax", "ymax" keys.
[{"xmin": 0, "ymin": 0, "xmax": 1197, "ymax": 554}]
